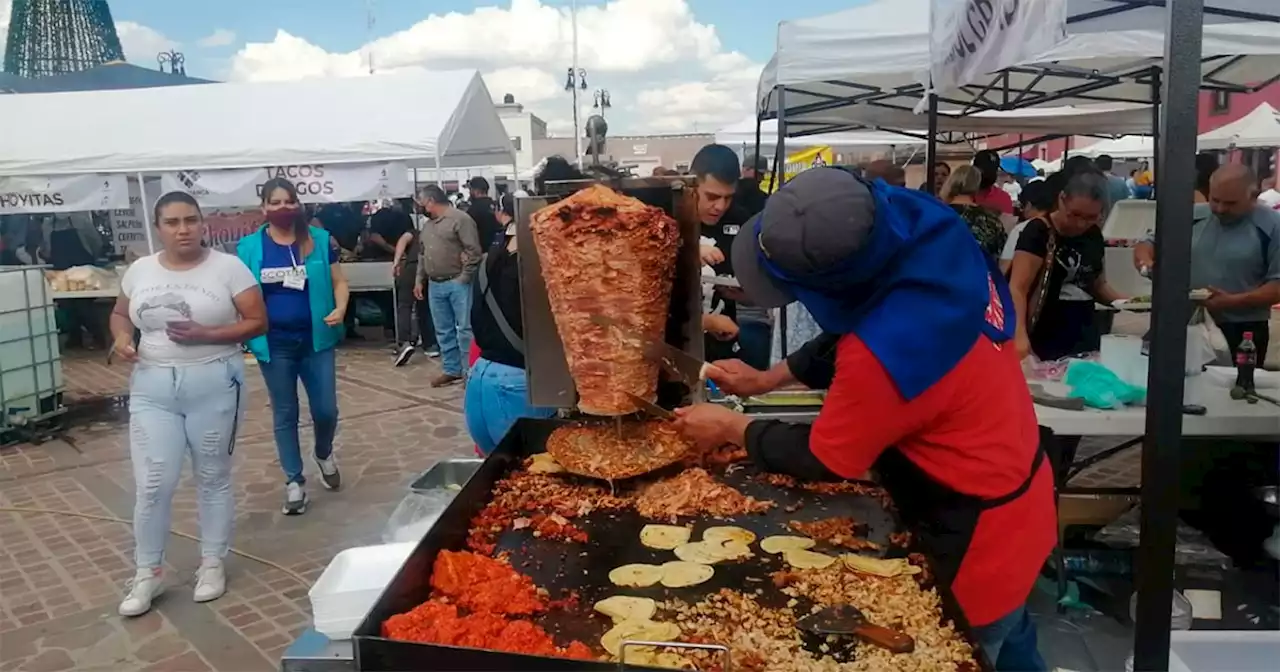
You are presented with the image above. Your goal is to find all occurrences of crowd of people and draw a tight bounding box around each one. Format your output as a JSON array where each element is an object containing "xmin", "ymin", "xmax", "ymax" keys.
[{"xmin": 76, "ymin": 135, "xmax": 1280, "ymax": 664}]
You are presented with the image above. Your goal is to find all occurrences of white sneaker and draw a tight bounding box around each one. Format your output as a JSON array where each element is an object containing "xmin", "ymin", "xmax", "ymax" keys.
[
  {"xmin": 118, "ymin": 568, "xmax": 164, "ymax": 617},
  {"xmin": 193, "ymin": 560, "xmax": 226, "ymax": 603},
  {"xmin": 283, "ymin": 482, "xmax": 308, "ymax": 515},
  {"xmin": 315, "ymin": 455, "xmax": 341, "ymax": 491}
]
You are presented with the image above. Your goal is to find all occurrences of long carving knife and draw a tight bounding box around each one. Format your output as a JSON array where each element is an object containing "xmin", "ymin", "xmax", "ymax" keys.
[{"xmin": 589, "ymin": 313, "xmax": 710, "ymax": 387}]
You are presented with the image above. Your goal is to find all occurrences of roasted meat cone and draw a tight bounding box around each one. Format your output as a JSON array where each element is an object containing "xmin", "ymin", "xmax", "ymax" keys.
[{"xmin": 530, "ymin": 184, "xmax": 681, "ymax": 415}]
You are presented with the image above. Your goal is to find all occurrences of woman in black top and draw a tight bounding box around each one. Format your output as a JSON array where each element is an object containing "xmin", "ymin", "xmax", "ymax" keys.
[
  {"xmin": 1009, "ymin": 170, "xmax": 1127, "ymax": 361},
  {"xmin": 463, "ymin": 193, "xmax": 557, "ymax": 454},
  {"xmin": 941, "ymin": 165, "xmax": 1007, "ymax": 258}
]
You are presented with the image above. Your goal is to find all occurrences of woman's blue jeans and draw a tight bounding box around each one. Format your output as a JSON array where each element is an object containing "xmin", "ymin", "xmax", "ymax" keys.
[
  {"xmin": 973, "ymin": 604, "xmax": 1047, "ymax": 671},
  {"xmin": 257, "ymin": 338, "xmax": 338, "ymax": 485},
  {"xmin": 464, "ymin": 358, "xmax": 555, "ymax": 455},
  {"xmin": 129, "ymin": 355, "xmax": 245, "ymax": 568}
]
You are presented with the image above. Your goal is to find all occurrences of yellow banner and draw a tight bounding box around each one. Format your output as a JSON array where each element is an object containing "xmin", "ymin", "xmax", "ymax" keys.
[{"xmin": 760, "ymin": 146, "xmax": 833, "ymax": 193}]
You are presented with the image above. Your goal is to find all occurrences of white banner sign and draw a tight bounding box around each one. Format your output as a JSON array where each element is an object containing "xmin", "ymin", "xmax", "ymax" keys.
[
  {"xmin": 0, "ymin": 173, "xmax": 129, "ymax": 215},
  {"xmin": 110, "ymin": 178, "xmax": 153, "ymax": 258},
  {"xmin": 159, "ymin": 162, "xmax": 411, "ymax": 208},
  {"xmin": 930, "ymin": 0, "xmax": 1068, "ymax": 94}
]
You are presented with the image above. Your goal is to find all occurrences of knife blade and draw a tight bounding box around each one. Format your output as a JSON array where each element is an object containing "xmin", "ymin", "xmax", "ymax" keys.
[
  {"xmin": 589, "ymin": 314, "xmax": 709, "ymax": 387},
  {"xmin": 623, "ymin": 392, "xmax": 676, "ymax": 420}
]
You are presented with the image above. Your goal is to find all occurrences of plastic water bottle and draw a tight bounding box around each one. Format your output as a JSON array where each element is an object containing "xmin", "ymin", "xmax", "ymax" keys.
[
  {"xmin": 1124, "ymin": 590, "xmax": 1193, "ymax": 672},
  {"xmin": 1236, "ymin": 331, "xmax": 1258, "ymax": 393}
]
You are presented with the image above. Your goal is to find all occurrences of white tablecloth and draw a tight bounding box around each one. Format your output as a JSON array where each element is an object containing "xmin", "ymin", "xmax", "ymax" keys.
[{"xmin": 1034, "ymin": 374, "xmax": 1280, "ymax": 437}]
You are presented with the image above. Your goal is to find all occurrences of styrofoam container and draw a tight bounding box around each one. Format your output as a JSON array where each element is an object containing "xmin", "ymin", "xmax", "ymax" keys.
[
  {"xmin": 1168, "ymin": 630, "xmax": 1280, "ymax": 672},
  {"xmin": 309, "ymin": 542, "xmax": 415, "ymax": 640}
]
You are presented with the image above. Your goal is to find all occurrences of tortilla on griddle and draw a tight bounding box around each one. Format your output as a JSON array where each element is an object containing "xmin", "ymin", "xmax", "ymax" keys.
[
  {"xmin": 760, "ymin": 535, "xmax": 816, "ymax": 554},
  {"xmin": 673, "ymin": 541, "xmax": 729, "ymax": 564},
  {"xmin": 702, "ymin": 526, "xmax": 756, "ymax": 545},
  {"xmin": 842, "ymin": 554, "xmax": 921, "ymax": 578},
  {"xmin": 545, "ymin": 420, "xmax": 694, "ymax": 480},
  {"xmin": 659, "ymin": 561, "xmax": 714, "ymax": 588},
  {"xmin": 601, "ymin": 619, "xmax": 681, "ymax": 656},
  {"xmin": 640, "ymin": 524, "xmax": 692, "ymax": 550},
  {"xmin": 594, "ymin": 596, "xmax": 657, "ymax": 622},
  {"xmin": 783, "ymin": 549, "xmax": 837, "ymax": 569},
  {"xmin": 609, "ymin": 564, "xmax": 665, "ymax": 587}
]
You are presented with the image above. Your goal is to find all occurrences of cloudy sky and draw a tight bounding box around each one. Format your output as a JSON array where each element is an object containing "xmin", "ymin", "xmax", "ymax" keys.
[{"xmin": 2, "ymin": 0, "xmax": 862, "ymax": 135}]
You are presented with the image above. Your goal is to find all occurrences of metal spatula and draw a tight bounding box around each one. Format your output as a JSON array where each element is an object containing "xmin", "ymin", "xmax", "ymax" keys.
[{"xmin": 796, "ymin": 604, "xmax": 915, "ymax": 659}]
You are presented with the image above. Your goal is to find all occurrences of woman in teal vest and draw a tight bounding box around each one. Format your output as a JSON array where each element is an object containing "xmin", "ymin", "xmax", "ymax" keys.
[{"xmin": 237, "ymin": 178, "xmax": 349, "ymax": 516}]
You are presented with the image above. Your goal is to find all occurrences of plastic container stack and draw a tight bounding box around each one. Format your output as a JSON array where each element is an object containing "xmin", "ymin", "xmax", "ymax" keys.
[
  {"xmin": 0, "ymin": 266, "xmax": 63, "ymax": 432},
  {"xmin": 309, "ymin": 542, "xmax": 415, "ymax": 640}
]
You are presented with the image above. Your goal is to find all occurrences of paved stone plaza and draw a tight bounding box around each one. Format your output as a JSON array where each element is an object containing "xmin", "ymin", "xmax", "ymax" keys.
[
  {"xmin": 1, "ymin": 345, "xmax": 473, "ymax": 671},
  {"xmin": 0, "ymin": 344, "xmax": 1141, "ymax": 672}
]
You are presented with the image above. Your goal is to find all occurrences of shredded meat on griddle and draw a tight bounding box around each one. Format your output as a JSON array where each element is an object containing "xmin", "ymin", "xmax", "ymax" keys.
[
  {"xmin": 635, "ymin": 468, "xmax": 773, "ymax": 522},
  {"xmin": 788, "ymin": 517, "xmax": 881, "ymax": 552},
  {"xmin": 466, "ymin": 471, "xmax": 628, "ymax": 554}
]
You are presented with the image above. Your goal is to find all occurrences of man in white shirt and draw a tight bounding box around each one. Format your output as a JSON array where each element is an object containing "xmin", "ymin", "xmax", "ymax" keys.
[{"xmin": 1257, "ymin": 177, "xmax": 1280, "ymax": 209}]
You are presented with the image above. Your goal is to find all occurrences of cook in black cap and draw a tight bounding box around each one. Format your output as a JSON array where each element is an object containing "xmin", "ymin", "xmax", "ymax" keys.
[{"xmin": 673, "ymin": 168, "xmax": 1054, "ymax": 672}]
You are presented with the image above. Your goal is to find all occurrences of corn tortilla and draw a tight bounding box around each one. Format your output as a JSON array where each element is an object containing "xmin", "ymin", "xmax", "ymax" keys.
[
  {"xmin": 594, "ymin": 596, "xmax": 658, "ymax": 622},
  {"xmin": 640, "ymin": 524, "xmax": 692, "ymax": 550},
  {"xmin": 601, "ymin": 620, "xmax": 681, "ymax": 656},
  {"xmin": 760, "ymin": 535, "xmax": 816, "ymax": 554},
  {"xmin": 673, "ymin": 541, "xmax": 729, "ymax": 564},
  {"xmin": 783, "ymin": 548, "xmax": 837, "ymax": 569},
  {"xmin": 659, "ymin": 561, "xmax": 715, "ymax": 588},
  {"xmin": 702, "ymin": 526, "xmax": 756, "ymax": 545},
  {"xmin": 609, "ymin": 563, "xmax": 665, "ymax": 587}
]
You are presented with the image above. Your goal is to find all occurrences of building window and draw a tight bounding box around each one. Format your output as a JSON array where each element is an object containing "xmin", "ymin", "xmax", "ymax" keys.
[
  {"xmin": 1210, "ymin": 90, "xmax": 1231, "ymax": 115},
  {"xmin": 510, "ymin": 137, "xmax": 522, "ymax": 151}
]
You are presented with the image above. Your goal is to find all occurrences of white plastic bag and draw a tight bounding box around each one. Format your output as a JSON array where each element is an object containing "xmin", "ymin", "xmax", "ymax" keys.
[
  {"xmin": 1186, "ymin": 307, "xmax": 1230, "ymax": 374},
  {"xmin": 380, "ymin": 489, "xmax": 460, "ymax": 543}
]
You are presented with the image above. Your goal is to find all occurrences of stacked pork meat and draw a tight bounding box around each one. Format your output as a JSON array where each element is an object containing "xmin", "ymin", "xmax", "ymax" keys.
[{"xmin": 530, "ymin": 184, "xmax": 681, "ymax": 415}]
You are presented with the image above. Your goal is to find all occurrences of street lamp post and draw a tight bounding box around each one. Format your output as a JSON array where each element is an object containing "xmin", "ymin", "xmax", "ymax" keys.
[
  {"xmin": 593, "ymin": 89, "xmax": 611, "ymax": 118},
  {"xmin": 156, "ymin": 50, "xmax": 185, "ymax": 75},
  {"xmin": 565, "ymin": 67, "xmax": 587, "ymax": 168}
]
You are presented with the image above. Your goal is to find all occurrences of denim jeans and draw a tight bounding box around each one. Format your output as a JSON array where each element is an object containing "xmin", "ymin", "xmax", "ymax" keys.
[
  {"xmin": 129, "ymin": 355, "xmax": 245, "ymax": 568},
  {"xmin": 972, "ymin": 604, "xmax": 1047, "ymax": 671},
  {"xmin": 464, "ymin": 358, "xmax": 556, "ymax": 454},
  {"xmin": 428, "ymin": 279, "xmax": 473, "ymax": 377},
  {"xmin": 258, "ymin": 337, "xmax": 338, "ymax": 485}
]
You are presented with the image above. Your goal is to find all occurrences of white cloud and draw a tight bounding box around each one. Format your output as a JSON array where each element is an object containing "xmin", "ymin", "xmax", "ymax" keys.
[
  {"xmin": 116, "ymin": 21, "xmax": 178, "ymax": 62},
  {"xmin": 197, "ymin": 28, "xmax": 237, "ymax": 48},
  {"xmin": 226, "ymin": 0, "xmax": 762, "ymax": 135}
]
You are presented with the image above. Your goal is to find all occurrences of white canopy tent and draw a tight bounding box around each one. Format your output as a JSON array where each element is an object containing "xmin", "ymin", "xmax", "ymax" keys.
[
  {"xmin": 714, "ymin": 116, "xmax": 925, "ymax": 153},
  {"xmin": 1197, "ymin": 102, "xmax": 1280, "ymax": 149},
  {"xmin": 1075, "ymin": 135, "xmax": 1156, "ymax": 159},
  {"xmin": 0, "ymin": 69, "xmax": 515, "ymax": 177},
  {"xmin": 758, "ymin": 0, "xmax": 1280, "ymax": 137}
]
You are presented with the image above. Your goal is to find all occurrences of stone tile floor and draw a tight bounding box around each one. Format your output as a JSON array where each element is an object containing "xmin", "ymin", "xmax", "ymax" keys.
[
  {"xmin": 1, "ymin": 341, "xmax": 472, "ymax": 672},
  {"xmin": 0, "ymin": 340, "xmax": 1146, "ymax": 672}
]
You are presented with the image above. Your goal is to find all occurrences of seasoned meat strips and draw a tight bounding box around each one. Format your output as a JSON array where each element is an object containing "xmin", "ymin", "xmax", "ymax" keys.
[{"xmin": 530, "ymin": 184, "xmax": 681, "ymax": 415}]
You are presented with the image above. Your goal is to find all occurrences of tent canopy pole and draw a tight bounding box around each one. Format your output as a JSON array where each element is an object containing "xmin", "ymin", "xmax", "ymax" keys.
[
  {"xmin": 137, "ymin": 172, "xmax": 155, "ymax": 254},
  {"xmin": 1134, "ymin": 2, "xmax": 1204, "ymax": 669}
]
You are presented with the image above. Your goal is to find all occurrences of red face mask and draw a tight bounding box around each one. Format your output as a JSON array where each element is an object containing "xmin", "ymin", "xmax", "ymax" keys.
[{"xmin": 265, "ymin": 207, "xmax": 301, "ymax": 228}]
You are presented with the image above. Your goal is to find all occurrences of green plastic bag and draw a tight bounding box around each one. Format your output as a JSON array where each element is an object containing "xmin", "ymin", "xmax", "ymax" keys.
[{"xmin": 1065, "ymin": 360, "xmax": 1147, "ymax": 410}]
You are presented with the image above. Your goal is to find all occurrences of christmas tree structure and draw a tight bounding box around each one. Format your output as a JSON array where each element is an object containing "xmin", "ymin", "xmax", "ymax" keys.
[{"xmin": 3, "ymin": 0, "xmax": 125, "ymax": 78}]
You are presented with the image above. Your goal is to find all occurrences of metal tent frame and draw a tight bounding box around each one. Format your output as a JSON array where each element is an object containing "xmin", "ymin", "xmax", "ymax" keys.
[{"xmin": 757, "ymin": 2, "xmax": 1277, "ymax": 669}]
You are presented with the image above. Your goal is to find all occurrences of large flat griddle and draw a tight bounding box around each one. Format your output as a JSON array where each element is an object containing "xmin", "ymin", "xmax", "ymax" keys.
[
  {"xmin": 354, "ymin": 419, "xmax": 988, "ymax": 671},
  {"xmin": 516, "ymin": 176, "xmax": 706, "ymax": 411}
]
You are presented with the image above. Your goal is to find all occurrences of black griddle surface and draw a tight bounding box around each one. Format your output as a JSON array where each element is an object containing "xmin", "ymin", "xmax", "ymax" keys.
[{"xmin": 490, "ymin": 462, "xmax": 900, "ymax": 653}]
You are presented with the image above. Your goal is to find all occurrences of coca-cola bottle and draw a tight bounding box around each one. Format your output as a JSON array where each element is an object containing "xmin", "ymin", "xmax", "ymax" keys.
[{"xmin": 1235, "ymin": 331, "xmax": 1258, "ymax": 393}]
